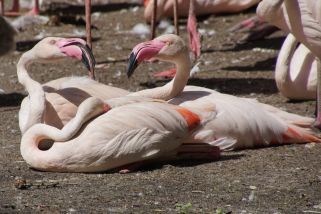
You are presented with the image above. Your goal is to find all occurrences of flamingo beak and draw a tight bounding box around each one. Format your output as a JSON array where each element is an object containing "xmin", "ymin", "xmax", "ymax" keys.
[
  {"xmin": 127, "ymin": 39, "xmax": 166, "ymax": 78},
  {"xmin": 57, "ymin": 38, "xmax": 96, "ymax": 75}
]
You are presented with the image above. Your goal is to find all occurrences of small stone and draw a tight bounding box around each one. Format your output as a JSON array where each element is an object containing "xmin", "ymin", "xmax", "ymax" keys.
[
  {"xmin": 14, "ymin": 177, "xmax": 28, "ymax": 190},
  {"xmin": 249, "ymin": 186, "xmax": 257, "ymax": 190}
]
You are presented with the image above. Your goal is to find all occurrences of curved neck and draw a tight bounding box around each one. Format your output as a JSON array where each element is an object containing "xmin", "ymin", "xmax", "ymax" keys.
[
  {"xmin": 275, "ymin": 34, "xmax": 298, "ymax": 87},
  {"xmin": 131, "ymin": 51, "xmax": 191, "ymax": 100},
  {"xmin": 20, "ymin": 97, "xmax": 106, "ymax": 171},
  {"xmin": 17, "ymin": 51, "xmax": 46, "ymax": 133}
]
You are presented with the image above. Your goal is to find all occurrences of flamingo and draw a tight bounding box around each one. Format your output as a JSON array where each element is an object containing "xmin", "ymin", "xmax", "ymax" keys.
[
  {"xmin": 20, "ymin": 34, "xmax": 321, "ymax": 173},
  {"xmin": 0, "ymin": 0, "xmax": 40, "ymax": 16},
  {"xmin": 256, "ymin": 0, "xmax": 321, "ymax": 127},
  {"xmin": 144, "ymin": 0, "xmax": 260, "ymax": 22},
  {"xmin": 275, "ymin": 33, "xmax": 317, "ymax": 100},
  {"xmin": 17, "ymin": 37, "xmax": 128, "ymax": 134},
  {"xmin": 20, "ymin": 95, "xmax": 223, "ymax": 172},
  {"xmin": 127, "ymin": 34, "xmax": 321, "ymax": 149}
]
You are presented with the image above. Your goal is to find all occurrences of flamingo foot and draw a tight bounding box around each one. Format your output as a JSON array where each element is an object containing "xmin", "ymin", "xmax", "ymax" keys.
[
  {"xmin": 118, "ymin": 161, "xmax": 145, "ymax": 174},
  {"xmin": 228, "ymin": 16, "xmax": 264, "ymax": 33},
  {"xmin": 177, "ymin": 143, "xmax": 221, "ymax": 160},
  {"xmin": 153, "ymin": 68, "xmax": 177, "ymax": 78}
]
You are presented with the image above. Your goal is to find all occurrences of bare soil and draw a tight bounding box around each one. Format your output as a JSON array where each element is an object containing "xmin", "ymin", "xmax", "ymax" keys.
[{"xmin": 1, "ymin": 2, "xmax": 321, "ymax": 213}]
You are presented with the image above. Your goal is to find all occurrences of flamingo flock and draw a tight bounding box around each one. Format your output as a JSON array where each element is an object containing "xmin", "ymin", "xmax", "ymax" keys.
[{"xmin": 7, "ymin": 0, "xmax": 321, "ymax": 172}]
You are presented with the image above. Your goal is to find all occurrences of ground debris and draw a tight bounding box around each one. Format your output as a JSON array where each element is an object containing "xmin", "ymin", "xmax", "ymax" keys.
[{"xmin": 14, "ymin": 176, "xmax": 29, "ymax": 190}]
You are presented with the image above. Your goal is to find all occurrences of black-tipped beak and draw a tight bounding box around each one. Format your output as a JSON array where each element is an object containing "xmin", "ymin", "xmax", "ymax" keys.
[
  {"xmin": 127, "ymin": 52, "xmax": 138, "ymax": 78},
  {"xmin": 63, "ymin": 42, "xmax": 96, "ymax": 79}
]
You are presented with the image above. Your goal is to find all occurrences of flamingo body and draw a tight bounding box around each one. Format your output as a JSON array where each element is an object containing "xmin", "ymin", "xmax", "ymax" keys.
[
  {"xmin": 127, "ymin": 34, "xmax": 321, "ymax": 150},
  {"xmin": 144, "ymin": 0, "xmax": 260, "ymax": 22}
]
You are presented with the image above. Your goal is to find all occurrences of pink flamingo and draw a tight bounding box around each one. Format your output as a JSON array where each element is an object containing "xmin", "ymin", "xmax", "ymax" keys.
[
  {"xmin": 20, "ymin": 95, "xmax": 221, "ymax": 172},
  {"xmin": 17, "ymin": 37, "xmax": 128, "ymax": 134},
  {"xmin": 0, "ymin": 0, "xmax": 39, "ymax": 16},
  {"xmin": 144, "ymin": 0, "xmax": 260, "ymax": 22},
  {"xmin": 275, "ymin": 33, "xmax": 317, "ymax": 100},
  {"xmin": 257, "ymin": 0, "xmax": 321, "ymax": 127},
  {"xmin": 126, "ymin": 34, "xmax": 319, "ymax": 149},
  {"xmin": 20, "ymin": 34, "xmax": 321, "ymax": 172}
]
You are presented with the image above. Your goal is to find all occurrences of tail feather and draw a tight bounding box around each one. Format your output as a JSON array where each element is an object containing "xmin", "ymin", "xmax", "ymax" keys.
[{"xmin": 282, "ymin": 125, "xmax": 321, "ymax": 144}]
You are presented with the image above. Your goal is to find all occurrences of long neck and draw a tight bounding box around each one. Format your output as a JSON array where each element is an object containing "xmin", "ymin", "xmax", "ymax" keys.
[
  {"xmin": 275, "ymin": 34, "xmax": 298, "ymax": 88},
  {"xmin": 17, "ymin": 51, "xmax": 46, "ymax": 133},
  {"xmin": 131, "ymin": 51, "xmax": 191, "ymax": 100},
  {"xmin": 20, "ymin": 97, "xmax": 106, "ymax": 171}
]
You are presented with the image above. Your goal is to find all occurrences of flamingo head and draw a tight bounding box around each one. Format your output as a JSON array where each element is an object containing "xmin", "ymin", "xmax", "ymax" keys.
[
  {"xmin": 127, "ymin": 34, "xmax": 187, "ymax": 78},
  {"xmin": 31, "ymin": 37, "xmax": 96, "ymax": 74}
]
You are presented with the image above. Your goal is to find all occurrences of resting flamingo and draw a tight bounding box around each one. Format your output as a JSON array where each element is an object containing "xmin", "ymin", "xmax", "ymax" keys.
[
  {"xmin": 20, "ymin": 34, "xmax": 321, "ymax": 173},
  {"xmin": 18, "ymin": 37, "xmax": 128, "ymax": 134},
  {"xmin": 127, "ymin": 34, "xmax": 321, "ymax": 149},
  {"xmin": 257, "ymin": 0, "xmax": 321, "ymax": 127},
  {"xmin": 275, "ymin": 33, "xmax": 317, "ymax": 100}
]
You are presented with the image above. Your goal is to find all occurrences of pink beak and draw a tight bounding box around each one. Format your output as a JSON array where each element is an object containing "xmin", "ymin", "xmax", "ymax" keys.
[
  {"xmin": 56, "ymin": 38, "xmax": 96, "ymax": 77},
  {"xmin": 127, "ymin": 39, "xmax": 166, "ymax": 78},
  {"xmin": 56, "ymin": 38, "xmax": 86, "ymax": 60}
]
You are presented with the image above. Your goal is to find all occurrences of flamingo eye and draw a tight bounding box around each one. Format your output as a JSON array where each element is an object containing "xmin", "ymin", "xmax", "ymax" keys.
[
  {"xmin": 49, "ymin": 40, "xmax": 56, "ymax": 45},
  {"xmin": 165, "ymin": 41, "xmax": 172, "ymax": 46}
]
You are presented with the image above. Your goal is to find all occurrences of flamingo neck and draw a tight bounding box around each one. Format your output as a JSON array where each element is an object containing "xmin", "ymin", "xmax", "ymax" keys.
[
  {"xmin": 132, "ymin": 51, "xmax": 191, "ymax": 100},
  {"xmin": 20, "ymin": 97, "xmax": 107, "ymax": 171},
  {"xmin": 17, "ymin": 51, "xmax": 46, "ymax": 133}
]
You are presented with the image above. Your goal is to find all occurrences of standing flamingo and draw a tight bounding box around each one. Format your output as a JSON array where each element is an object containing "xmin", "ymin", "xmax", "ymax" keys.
[
  {"xmin": 257, "ymin": 0, "xmax": 321, "ymax": 127},
  {"xmin": 18, "ymin": 37, "xmax": 128, "ymax": 134},
  {"xmin": 20, "ymin": 34, "xmax": 321, "ymax": 173},
  {"xmin": 127, "ymin": 34, "xmax": 320, "ymax": 149},
  {"xmin": 275, "ymin": 33, "xmax": 317, "ymax": 100},
  {"xmin": 0, "ymin": 0, "xmax": 40, "ymax": 16}
]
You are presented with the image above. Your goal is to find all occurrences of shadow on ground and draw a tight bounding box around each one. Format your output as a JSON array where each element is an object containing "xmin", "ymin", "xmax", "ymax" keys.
[{"xmin": 142, "ymin": 77, "xmax": 278, "ymax": 95}]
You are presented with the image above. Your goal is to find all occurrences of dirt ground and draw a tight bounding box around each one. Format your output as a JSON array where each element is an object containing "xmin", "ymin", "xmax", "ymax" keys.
[{"xmin": 1, "ymin": 1, "xmax": 321, "ymax": 213}]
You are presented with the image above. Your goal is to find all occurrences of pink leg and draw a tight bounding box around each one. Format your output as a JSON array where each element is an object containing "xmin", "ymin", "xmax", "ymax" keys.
[
  {"xmin": 118, "ymin": 161, "xmax": 145, "ymax": 174},
  {"xmin": 27, "ymin": 0, "xmax": 39, "ymax": 15},
  {"xmin": 228, "ymin": 16, "xmax": 263, "ymax": 32},
  {"xmin": 187, "ymin": 0, "xmax": 201, "ymax": 59}
]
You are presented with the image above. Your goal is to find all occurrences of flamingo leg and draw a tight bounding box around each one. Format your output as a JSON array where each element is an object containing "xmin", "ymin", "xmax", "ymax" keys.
[
  {"xmin": 2, "ymin": 0, "xmax": 39, "ymax": 16},
  {"xmin": 151, "ymin": 0, "xmax": 157, "ymax": 39},
  {"xmin": 27, "ymin": 0, "xmax": 39, "ymax": 15},
  {"xmin": 187, "ymin": 0, "xmax": 201, "ymax": 60},
  {"xmin": 173, "ymin": 0, "xmax": 179, "ymax": 35},
  {"xmin": 85, "ymin": 0, "xmax": 95, "ymax": 80}
]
